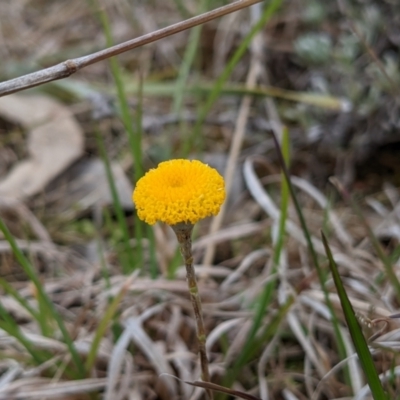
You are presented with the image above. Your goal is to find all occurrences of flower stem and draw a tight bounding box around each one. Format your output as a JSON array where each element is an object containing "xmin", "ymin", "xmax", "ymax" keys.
[{"xmin": 171, "ymin": 223, "xmax": 213, "ymax": 400}]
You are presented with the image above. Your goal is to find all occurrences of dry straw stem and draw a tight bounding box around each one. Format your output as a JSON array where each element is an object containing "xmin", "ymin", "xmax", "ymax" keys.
[
  {"xmin": 0, "ymin": 0, "xmax": 263, "ymax": 98},
  {"xmin": 202, "ymin": 11, "xmax": 263, "ymax": 268},
  {"xmin": 171, "ymin": 223, "xmax": 213, "ymax": 400}
]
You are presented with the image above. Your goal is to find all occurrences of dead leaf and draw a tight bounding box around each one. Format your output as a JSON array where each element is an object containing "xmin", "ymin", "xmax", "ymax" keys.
[
  {"xmin": 53, "ymin": 158, "xmax": 133, "ymax": 212},
  {"xmin": 0, "ymin": 94, "xmax": 84, "ymax": 199}
]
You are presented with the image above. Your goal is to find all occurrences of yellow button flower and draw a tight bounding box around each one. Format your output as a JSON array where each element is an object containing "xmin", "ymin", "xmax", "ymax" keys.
[{"xmin": 133, "ymin": 159, "xmax": 225, "ymax": 226}]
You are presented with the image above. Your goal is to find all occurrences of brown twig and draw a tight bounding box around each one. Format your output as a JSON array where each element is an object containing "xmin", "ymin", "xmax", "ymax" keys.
[
  {"xmin": 0, "ymin": 0, "xmax": 263, "ymax": 98},
  {"xmin": 171, "ymin": 223, "xmax": 213, "ymax": 400}
]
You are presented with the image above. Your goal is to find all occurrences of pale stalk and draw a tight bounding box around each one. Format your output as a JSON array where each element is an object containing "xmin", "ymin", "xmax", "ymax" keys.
[
  {"xmin": 0, "ymin": 0, "xmax": 263, "ymax": 97},
  {"xmin": 171, "ymin": 222, "xmax": 212, "ymax": 400}
]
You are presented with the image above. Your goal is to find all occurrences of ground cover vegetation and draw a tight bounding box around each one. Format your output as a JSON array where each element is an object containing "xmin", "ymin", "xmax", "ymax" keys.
[{"xmin": 0, "ymin": 0, "xmax": 400, "ymax": 399}]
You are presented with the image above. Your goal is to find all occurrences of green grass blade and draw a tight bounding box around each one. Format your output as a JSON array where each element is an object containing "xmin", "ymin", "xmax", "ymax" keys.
[
  {"xmin": 36, "ymin": 283, "xmax": 53, "ymax": 338},
  {"xmin": 220, "ymin": 296, "xmax": 295, "ymax": 397},
  {"xmin": 0, "ymin": 218, "xmax": 85, "ymax": 377},
  {"xmin": 321, "ymin": 232, "xmax": 388, "ymax": 400},
  {"xmin": 85, "ymin": 276, "xmax": 132, "ymax": 373},
  {"xmin": 95, "ymin": 7, "xmax": 143, "ymax": 179},
  {"xmin": 0, "ymin": 277, "xmax": 41, "ymax": 323},
  {"xmin": 136, "ymin": 79, "xmax": 157, "ymax": 277},
  {"xmin": 95, "ymin": 128, "xmax": 135, "ymax": 274},
  {"xmin": 273, "ymin": 126, "xmax": 290, "ymax": 268},
  {"xmin": 271, "ymin": 131, "xmax": 352, "ymax": 387},
  {"xmin": 55, "ymin": 77, "xmax": 347, "ymax": 111},
  {"xmin": 351, "ymin": 197, "xmax": 400, "ymax": 302},
  {"xmin": 183, "ymin": 0, "xmax": 284, "ymax": 155},
  {"xmin": 227, "ymin": 128, "xmax": 290, "ymax": 374},
  {"xmin": 89, "ymin": 0, "xmax": 143, "ymax": 271},
  {"xmin": 173, "ymin": 0, "xmax": 207, "ymax": 114},
  {"xmin": 174, "ymin": 0, "xmax": 209, "ymax": 155},
  {"xmin": 0, "ymin": 302, "xmax": 47, "ymax": 365},
  {"xmin": 172, "ymin": 0, "xmax": 192, "ymax": 18},
  {"xmin": 331, "ymin": 179, "xmax": 400, "ymax": 303},
  {"xmin": 220, "ymin": 129, "xmax": 294, "ymax": 397}
]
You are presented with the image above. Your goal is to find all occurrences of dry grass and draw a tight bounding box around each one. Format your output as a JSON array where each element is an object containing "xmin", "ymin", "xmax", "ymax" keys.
[{"xmin": 1, "ymin": 0, "xmax": 400, "ymax": 399}]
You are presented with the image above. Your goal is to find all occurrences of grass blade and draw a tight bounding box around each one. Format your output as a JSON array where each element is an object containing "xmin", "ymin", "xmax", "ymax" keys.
[
  {"xmin": 270, "ymin": 131, "xmax": 352, "ymax": 387},
  {"xmin": 321, "ymin": 232, "xmax": 388, "ymax": 400},
  {"xmin": 332, "ymin": 179, "xmax": 400, "ymax": 303},
  {"xmin": 356, "ymin": 205, "xmax": 400, "ymax": 301},
  {"xmin": 227, "ymin": 128, "xmax": 290, "ymax": 373},
  {"xmin": 173, "ymin": 0, "xmax": 209, "ymax": 114},
  {"xmin": 89, "ymin": 0, "xmax": 143, "ymax": 272},
  {"xmin": 0, "ymin": 302, "xmax": 47, "ymax": 365},
  {"xmin": 0, "ymin": 277, "xmax": 41, "ymax": 323},
  {"xmin": 0, "ymin": 218, "xmax": 85, "ymax": 378},
  {"xmin": 95, "ymin": 128, "xmax": 135, "ymax": 274},
  {"xmin": 183, "ymin": 0, "xmax": 284, "ymax": 155},
  {"xmin": 85, "ymin": 275, "xmax": 134, "ymax": 373},
  {"xmin": 221, "ymin": 296, "xmax": 295, "ymax": 396}
]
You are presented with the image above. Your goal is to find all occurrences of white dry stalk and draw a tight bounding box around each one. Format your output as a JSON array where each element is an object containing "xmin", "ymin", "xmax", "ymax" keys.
[
  {"xmin": 175, "ymin": 265, "xmax": 232, "ymax": 279},
  {"xmin": 125, "ymin": 318, "xmax": 176, "ymax": 396},
  {"xmin": 116, "ymin": 355, "xmax": 133, "ymax": 400},
  {"xmin": 221, "ymin": 248, "xmax": 270, "ymax": 289},
  {"xmin": 0, "ymin": 361, "xmax": 22, "ymax": 389},
  {"xmin": 0, "ymin": 199, "xmax": 51, "ymax": 242},
  {"xmin": 304, "ymin": 356, "xmax": 314, "ymax": 399},
  {"xmin": 105, "ymin": 326, "xmax": 134, "ymax": 400},
  {"xmin": 106, "ymin": 304, "xmax": 166, "ymax": 399},
  {"xmin": 0, "ymin": 330, "xmax": 67, "ymax": 354},
  {"xmin": 193, "ymin": 221, "xmax": 268, "ymax": 251},
  {"xmin": 257, "ymin": 327, "xmax": 282, "ymax": 400},
  {"xmin": 353, "ymin": 366, "xmax": 400, "ymax": 400},
  {"xmin": 243, "ymin": 158, "xmax": 363, "ymax": 272},
  {"xmin": 0, "ymin": 240, "xmax": 58, "ymax": 257},
  {"xmin": 339, "ymin": 325, "xmax": 364, "ymax": 394},
  {"xmin": 286, "ymin": 311, "xmax": 328, "ymax": 378},
  {"xmin": 167, "ymin": 339, "xmax": 194, "ymax": 399},
  {"xmin": 224, "ymin": 319, "xmax": 252, "ymax": 366},
  {"xmin": 217, "ymin": 272, "xmax": 281, "ymax": 311},
  {"xmin": 212, "ymin": 11, "xmax": 242, "ymax": 76},
  {"xmin": 206, "ymin": 318, "xmax": 245, "ymax": 354},
  {"xmin": 305, "ymin": 289, "xmax": 391, "ymax": 319},
  {"xmin": 202, "ymin": 4, "xmax": 263, "ymax": 268},
  {"xmin": 282, "ymin": 388, "xmax": 300, "ymax": 400},
  {"xmin": 288, "ymin": 176, "xmax": 353, "ymax": 247},
  {"xmin": 0, "ymin": 377, "xmax": 108, "ymax": 399}
]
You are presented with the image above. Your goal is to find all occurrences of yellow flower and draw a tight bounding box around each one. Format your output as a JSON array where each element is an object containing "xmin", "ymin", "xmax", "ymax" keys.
[{"xmin": 133, "ymin": 159, "xmax": 225, "ymax": 225}]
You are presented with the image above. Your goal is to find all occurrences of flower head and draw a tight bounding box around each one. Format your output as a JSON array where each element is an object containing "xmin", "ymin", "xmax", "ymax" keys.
[{"xmin": 133, "ymin": 159, "xmax": 225, "ymax": 225}]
